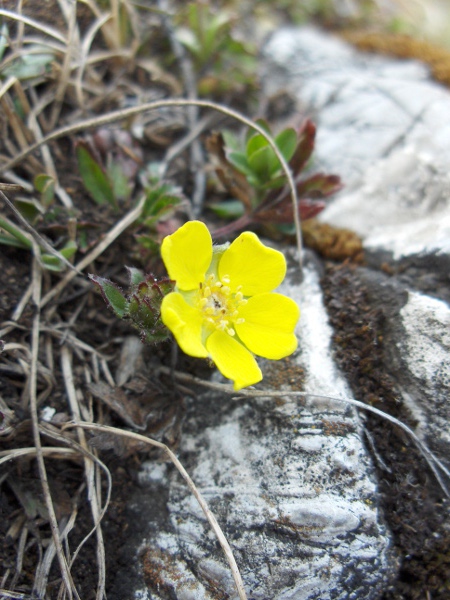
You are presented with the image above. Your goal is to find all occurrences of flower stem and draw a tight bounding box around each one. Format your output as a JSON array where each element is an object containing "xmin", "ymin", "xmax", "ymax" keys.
[{"xmin": 211, "ymin": 214, "xmax": 253, "ymax": 239}]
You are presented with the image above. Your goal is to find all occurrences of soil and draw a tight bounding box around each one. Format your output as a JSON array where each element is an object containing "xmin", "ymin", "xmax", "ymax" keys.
[{"xmin": 322, "ymin": 263, "xmax": 450, "ymax": 600}]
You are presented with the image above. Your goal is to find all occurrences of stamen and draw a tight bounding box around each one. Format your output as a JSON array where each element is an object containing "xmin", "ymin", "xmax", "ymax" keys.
[{"xmin": 197, "ymin": 273, "xmax": 245, "ymax": 335}]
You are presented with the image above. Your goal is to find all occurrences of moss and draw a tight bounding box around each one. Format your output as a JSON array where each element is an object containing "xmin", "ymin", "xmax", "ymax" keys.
[
  {"xmin": 342, "ymin": 30, "xmax": 450, "ymax": 88},
  {"xmin": 322, "ymin": 263, "xmax": 450, "ymax": 600},
  {"xmin": 301, "ymin": 219, "xmax": 364, "ymax": 263}
]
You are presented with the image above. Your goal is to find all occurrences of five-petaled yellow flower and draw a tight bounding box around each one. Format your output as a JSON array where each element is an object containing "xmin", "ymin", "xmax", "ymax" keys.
[{"xmin": 160, "ymin": 221, "xmax": 300, "ymax": 390}]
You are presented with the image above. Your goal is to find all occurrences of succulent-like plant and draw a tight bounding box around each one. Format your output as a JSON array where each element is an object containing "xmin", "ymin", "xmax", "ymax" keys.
[{"xmin": 207, "ymin": 119, "xmax": 342, "ymax": 237}]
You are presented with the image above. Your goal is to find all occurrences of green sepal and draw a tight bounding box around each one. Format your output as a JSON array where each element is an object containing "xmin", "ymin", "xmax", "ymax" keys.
[
  {"xmin": 89, "ymin": 275, "xmax": 128, "ymax": 318},
  {"xmin": 89, "ymin": 270, "xmax": 175, "ymax": 344}
]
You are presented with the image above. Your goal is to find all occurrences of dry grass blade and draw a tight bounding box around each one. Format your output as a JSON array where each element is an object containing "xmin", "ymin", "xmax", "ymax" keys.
[
  {"xmin": 0, "ymin": 9, "xmax": 67, "ymax": 44},
  {"xmin": 61, "ymin": 345, "xmax": 106, "ymax": 600},
  {"xmin": 65, "ymin": 421, "xmax": 248, "ymax": 600},
  {"xmin": 0, "ymin": 190, "xmax": 78, "ymax": 272},
  {"xmin": 74, "ymin": 12, "xmax": 112, "ymax": 107},
  {"xmin": 0, "ymin": 447, "xmax": 78, "ymax": 465},
  {"xmin": 27, "ymin": 256, "xmax": 79, "ymax": 600},
  {"xmin": 39, "ymin": 424, "xmax": 113, "ymax": 587},
  {"xmin": 39, "ymin": 192, "xmax": 147, "ymax": 308},
  {"xmin": 48, "ymin": 2, "xmax": 79, "ymax": 129},
  {"xmin": 0, "ymin": 98, "xmax": 303, "ymax": 273}
]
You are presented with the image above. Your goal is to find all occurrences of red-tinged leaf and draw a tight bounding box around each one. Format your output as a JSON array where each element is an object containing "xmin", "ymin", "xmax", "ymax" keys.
[
  {"xmin": 298, "ymin": 198, "xmax": 327, "ymax": 220},
  {"xmin": 254, "ymin": 197, "xmax": 326, "ymax": 224},
  {"xmin": 206, "ymin": 132, "xmax": 254, "ymax": 211},
  {"xmin": 296, "ymin": 173, "xmax": 343, "ymax": 199},
  {"xmin": 289, "ymin": 120, "xmax": 316, "ymax": 175}
]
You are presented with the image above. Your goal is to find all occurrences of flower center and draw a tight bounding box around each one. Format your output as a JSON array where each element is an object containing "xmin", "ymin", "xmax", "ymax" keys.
[{"xmin": 197, "ymin": 273, "xmax": 247, "ymax": 336}]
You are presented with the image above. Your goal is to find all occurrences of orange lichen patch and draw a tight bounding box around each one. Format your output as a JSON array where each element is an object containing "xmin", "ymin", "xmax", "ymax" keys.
[
  {"xmin": 341, "ymin": 31, "xmax": 450, "ymax": 88},
  {"xmin": 263, "ymin": 356, "xmax": 305, "ymax": 391},
  {"xmin": 301, "ymin": 219, "xmax": 364, "ymax": 263},
  {"xmin": 321, "ymin": 419, "xmax": 355, "ymax": 437}
]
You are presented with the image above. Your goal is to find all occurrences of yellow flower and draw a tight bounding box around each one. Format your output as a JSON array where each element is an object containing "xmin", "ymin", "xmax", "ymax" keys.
[{"xmin": 160, "ymin": 221, "xmax": 300, "ymax": 390}]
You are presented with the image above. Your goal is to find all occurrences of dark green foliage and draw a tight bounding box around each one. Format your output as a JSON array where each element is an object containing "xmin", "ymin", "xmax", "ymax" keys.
[{"xmin": 89, "ymin": 269, "xmax": 175, "ymax": 343}]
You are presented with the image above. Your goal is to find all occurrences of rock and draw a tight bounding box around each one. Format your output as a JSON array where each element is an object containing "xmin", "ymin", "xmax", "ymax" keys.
[
  {"xmin": 134, "ymin": 255, "xmax": 395, "ymax": 600},
  {"xmin": 263, "ymin": 27, "xmax": 450, "ymax": 262}
]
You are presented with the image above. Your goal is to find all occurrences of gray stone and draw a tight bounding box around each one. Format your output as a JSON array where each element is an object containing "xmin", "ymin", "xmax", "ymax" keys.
[
  {"xmin": 137, "ymin": 256, "xmax": 395, "ymax": 600},
  {"xmin": 263, "ymin": 27, "xmax": 450, "ymax": 261}
]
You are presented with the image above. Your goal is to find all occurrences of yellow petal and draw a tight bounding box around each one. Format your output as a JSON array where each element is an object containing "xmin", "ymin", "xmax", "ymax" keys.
[
  {"xmin": 161, "ymin": 221, "xmax": 212, "ymax": 291},
  {"xmin": 236, "ymin": 293, "xmax": 299, "ymax": 359},
  {"xmin": 161, "ymin": 292, "xmax": 208, "ymax": 358},
  {"xmin": 206, "ymin": 330, "xmax": 262, "ymax": 391},
  {"xmin": 218, "ymin": 232, "xmax": 286, "ymax": 296}
]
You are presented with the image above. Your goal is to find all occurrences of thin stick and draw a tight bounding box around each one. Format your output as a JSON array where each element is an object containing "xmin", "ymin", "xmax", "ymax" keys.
[
  {"xmin": 0, "ymin": 98, "xmax": 303, "ymax": 273},
  {"xmin": 66, "ymin": 421, "xmax": 248, "ymax": 600},
  {"xmin": 0, "ymin": 9, "xmax": 67, "ymax": 44},
  {"xmin": 0, "ymin": 190, "xmax": 77, "ymax": 271}
]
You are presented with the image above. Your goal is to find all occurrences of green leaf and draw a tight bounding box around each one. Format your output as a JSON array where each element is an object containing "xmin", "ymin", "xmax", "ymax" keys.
[
  {"xmin": 1, "ymin": 49, "xmax": 54, "ymax": 80},
  {"xmin": 246, "ymin": 133, "xmax": 268, "ymax": 159},
  {"xmin": 126, "ymin": 266, "xmax": 146, "ymax": 287},
  {"xmin": 221, "ymin": 130, "xmax": 240, "ymax": 151},
  {"xmin": 14, "ymin": 198, "xmax": 43, "ymax": 223},
  {"xmin": 0, "ymin": 217, "xmax": 31, "ymax": 249},
  {"xmin": 0, "ymin": 233, "xmax": 29, "ymax": 249},
  {"xmin": 107, "ymin": 161, "xmax": 131, "ymax": 202},
  {"xmin": 275, "ymin": 128, "xmax": 298, "ymax": 163},
  {"xmin": 208, "ymin": 199, "xmax": 245, "ymax": 219},
  {"xmin": 247, "ymin": 145, "xmax": 275, "ymax": 183},
  {"xmin": 246, "ymin": 119, "xmax": 271, "ymax": 143},
  {"xmin": 89, "ymin": 275, "xmax": 127, "ymax": 318},
  {"xmin": 60, "ymin": 240, "xmax": 77, "ymax": 260},
  {"xmin": 34, "ymin": 174, "xmax": 55, "ymax": 208},
  {"xmin": 41, "ymin": 254, "xmax": 64, "ymax": 272},
  {"xmin": 76, "ymin": 142, "xmax": 116, "ymax": 208},
  {"xmin": 226, "ymin": 151, "xmax": 253, "ymax": 176},
  {"xmin": 0, "ymin": 23, "xmax": 9, "ymax": 62}
]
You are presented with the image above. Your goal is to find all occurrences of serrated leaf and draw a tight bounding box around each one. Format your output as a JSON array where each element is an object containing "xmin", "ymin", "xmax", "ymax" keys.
[
  {"xmin": 126, "ymin": 266, "xmax": 146, "ymax": 287},
  {"xmin": 89, "ymin": 275, "xmax": 127, "ymax": 317},
  {"xmin": 76, "ymin": 142, "xmax": 116, "ymax": 208}
]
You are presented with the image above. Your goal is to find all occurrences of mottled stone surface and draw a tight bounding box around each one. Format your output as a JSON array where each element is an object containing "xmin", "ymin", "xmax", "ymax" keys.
[
  {"xmin": 131, "ymin": 256, "xmax": 395, "ymax": 600},
  {"xmin": 263, "ymin": 27, "xmax": 450, "ymax": 261}
]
